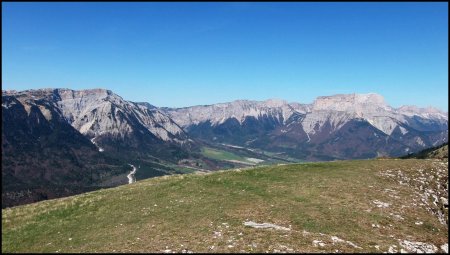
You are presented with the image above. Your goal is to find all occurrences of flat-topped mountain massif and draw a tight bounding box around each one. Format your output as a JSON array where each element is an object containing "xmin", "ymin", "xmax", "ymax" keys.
[{"xmin": 2, "ymin": 89, "xmax": 448, "ymax": 207}]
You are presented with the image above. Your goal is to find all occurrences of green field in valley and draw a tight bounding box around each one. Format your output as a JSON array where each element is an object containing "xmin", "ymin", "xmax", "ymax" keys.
[{"xmin": 200, "ymin": 147, "xmax": 260, "ymax": 165}]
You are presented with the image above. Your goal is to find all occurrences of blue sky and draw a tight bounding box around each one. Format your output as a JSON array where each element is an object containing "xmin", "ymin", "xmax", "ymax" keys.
[{"xmin": 2, "ymin": 2, "xmax": 448, "ymax": 110}]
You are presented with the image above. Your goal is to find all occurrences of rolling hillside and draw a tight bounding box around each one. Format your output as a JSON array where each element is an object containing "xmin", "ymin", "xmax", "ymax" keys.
[
  {"xmin": 2, "ymin": 159, "xmax": 448, "ymax": 253},
  {"xmin": 401, "ymin": 143, "xmax": 448, "ymax": 159}
]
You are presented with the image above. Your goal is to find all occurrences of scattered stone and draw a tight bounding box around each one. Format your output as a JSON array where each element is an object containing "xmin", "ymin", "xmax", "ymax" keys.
[
  {"xmin": 213, "ymin": 231, "xmax": 222, "ymax": 238},
  {"xmin": 243, "ymin": 221, "xmax": 290, "ymax": 231},
  {"xmin": 331, "ymin": 236, "xmax": 345, "ymax": 243},
  {"xmin": 372, "ymin": 200, "xmax": 390, "ymax": 208},
  {"xmin": 346, "ymin": 241, "xmax": 362, "ymax": 249},
  {"xmin": 415, "ymin": 221, "xmax": 423, "ymax": 225},
  {"xmin": 393, "ymin": 214, "xmax": 404, "ymax": 220},
  {"xmin": 312, "ymin": 240, "xmax": 326, "ymax": 247},
  {"xmin": 441, "ymin": 197, "xmax": 448, "ymax": 207},
  {"xmin": 387, "ymin": 245, "xmax": 398, "ymax": 253},
  {"xmin": 399, "ymin": 240, "xmax": 438, "ymax": 253},
  {"xmin": 330, "ymin": 236, "xmax": 362, "ymax": 249},
  {"xmin": 440, "ymin": 243, "xmax": 448, "ymax": 253}
]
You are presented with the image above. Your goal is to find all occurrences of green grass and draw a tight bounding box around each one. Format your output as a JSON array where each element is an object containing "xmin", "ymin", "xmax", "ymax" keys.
[
  {"xmin": 2, "ymin": 159, "xmax": 448, "ymax": 253},
  {"xmin": 201, "ymin": 147, "xmax": 256, "ymax": 164},
  {"xmin": 170, "ymin": 165, "xmax": 198, "ymax": 174}
]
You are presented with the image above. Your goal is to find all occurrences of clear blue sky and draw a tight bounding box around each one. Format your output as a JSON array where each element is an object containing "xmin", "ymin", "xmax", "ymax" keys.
[{"xmin": 2, "ymin": 2, "xmax": 448, "ymax": 111}]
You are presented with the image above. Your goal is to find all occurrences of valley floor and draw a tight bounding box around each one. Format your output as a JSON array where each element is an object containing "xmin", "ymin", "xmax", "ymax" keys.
[{"xmin": 2, "ymin": 159, "xmax": 448, "ymax": 253}]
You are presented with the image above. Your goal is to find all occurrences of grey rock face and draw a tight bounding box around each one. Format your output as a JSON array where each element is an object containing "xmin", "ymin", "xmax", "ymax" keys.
[
  {"xmin": 53, "ymin": 88, "xmax": 188, "ymax": 143},
  {"xmin": 165, "ymin": 98, "xmax": 309, "ymax": 128},
  {"xmin": 5, "ymin": 88, "xmax": 190, "ymax": 145},
  {"xmin": 164, "ymin": 93, "xmax": 448, "ymax": 159}
]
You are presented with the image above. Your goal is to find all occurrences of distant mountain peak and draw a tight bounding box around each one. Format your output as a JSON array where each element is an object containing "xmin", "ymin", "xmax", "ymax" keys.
[
  {"xmin": 312, "ymin": 93, "xmax": 387, "ymax": 111},
  {"xmin": 55, "ymin": 88, "xmax": 114, "ymax": 101},
  {"xmin": 397, "ymin": 105, "xmax": 448, "ymax": 120},
  {"xmin": 397, "ymin": 105, "xmax": 445, "ymax": 113},
  {"xmin": 263, "ymin": 98, "xmax": 288, "ymax": 107}
]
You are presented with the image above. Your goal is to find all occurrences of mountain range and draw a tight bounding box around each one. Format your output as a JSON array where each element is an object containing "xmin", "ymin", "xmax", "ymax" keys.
[
  {"xmin": 164, "ymin": 93, "xmax": 448, "ymax": 160},
  {"xmin": 2, "ymin": 88, "xmax": 448, "ymax": 207}
]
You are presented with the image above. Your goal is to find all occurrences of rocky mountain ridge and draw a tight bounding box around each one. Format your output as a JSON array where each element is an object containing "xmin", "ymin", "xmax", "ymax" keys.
[
  {"xmin": 2, "ymin": 88, "xmax": 198, "ymax": 207},
  {"xmin": 166, "ymin": 93, "xmax": 447, "ymax": 135},
  {"xmin": 164, "ymin": 93, "xmax": 448, "ymax": 160},
  {"xmin": 5, "ymin": 88, "xmax": 190, "ymax": 145}
]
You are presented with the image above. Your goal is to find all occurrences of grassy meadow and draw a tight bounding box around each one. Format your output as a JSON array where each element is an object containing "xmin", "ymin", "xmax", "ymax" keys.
[{"xmin": 2, "ymin": 159, "xmax": 448, "ymax": 253}]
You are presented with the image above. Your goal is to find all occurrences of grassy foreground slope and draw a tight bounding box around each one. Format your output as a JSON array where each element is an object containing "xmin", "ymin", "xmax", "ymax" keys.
[{"xmin": 2, "ymin": 159, "xmax": 448, "ymax": 253}]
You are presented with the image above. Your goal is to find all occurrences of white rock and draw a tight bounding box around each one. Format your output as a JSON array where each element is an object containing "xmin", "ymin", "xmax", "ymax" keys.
[
  {"xmin": 441, "ymin": 243, "xmax": 448, "ymax": 253},
  {"xmin": 243, "ymin": 221, "xmax": 290, "ymax": 231},
  {"xmin": 399, "ymin": 240, "xmax": 438, "ymax": 253},
  {"xmin": 388, "ymin": 245, "xmax": 398, "ymax": 253},
  {"xmin": 372, "ymin": 200, "xmax": 390, "ymax": 208},
  {"xmin": 312, "ymin": 240, "xmax": 326, "ymax": 247}
]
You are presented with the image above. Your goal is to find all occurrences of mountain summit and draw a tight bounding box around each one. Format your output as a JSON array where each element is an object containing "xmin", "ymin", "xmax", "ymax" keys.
[{"xmin": 312, "ymin": 93, "xmax": 388, "ymax": 111}]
